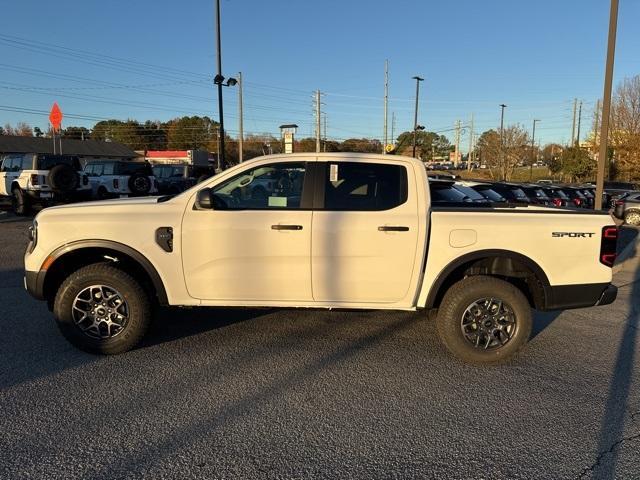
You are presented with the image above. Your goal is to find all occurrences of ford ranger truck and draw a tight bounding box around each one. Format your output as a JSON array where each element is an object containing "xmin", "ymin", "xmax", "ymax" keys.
[{"xmin": 24, "ymin": 153, "xmax": 618, "ymax": 364}]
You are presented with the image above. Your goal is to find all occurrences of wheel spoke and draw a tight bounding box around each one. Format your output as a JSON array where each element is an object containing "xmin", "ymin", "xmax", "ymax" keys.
[
  {"xmin": 461, "ymin": 297, "xmax": 516, "ymax": 351},
  {"xmin": 72, "ymin": 284, "xmax": 129, "ymax": 340}
]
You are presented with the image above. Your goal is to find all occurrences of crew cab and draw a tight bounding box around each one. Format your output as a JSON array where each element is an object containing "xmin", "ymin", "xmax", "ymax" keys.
[{"xmin": 24, "ymin": 154, "xmax": 618, "ymax": 364}]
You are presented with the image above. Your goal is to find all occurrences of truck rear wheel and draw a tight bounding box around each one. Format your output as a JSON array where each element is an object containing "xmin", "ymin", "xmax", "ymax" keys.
[
  {"xmin": 436, "ymin": 276, "xmax": 532, "ymax": 364},
  {"xmin": 53, "ymin": 264, "xmax": 151, "ymax": 354}
]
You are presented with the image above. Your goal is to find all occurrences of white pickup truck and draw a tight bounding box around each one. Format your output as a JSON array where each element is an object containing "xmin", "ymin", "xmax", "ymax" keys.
[{"xmin": 24, "ymin": 153, "xmax": 618, "ymax": 364}]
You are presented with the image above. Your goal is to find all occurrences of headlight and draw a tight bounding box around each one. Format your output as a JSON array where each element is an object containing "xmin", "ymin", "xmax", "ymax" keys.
[{"xmin": 27, "ymin": 220, "xmax": 38, "ymax": 252}]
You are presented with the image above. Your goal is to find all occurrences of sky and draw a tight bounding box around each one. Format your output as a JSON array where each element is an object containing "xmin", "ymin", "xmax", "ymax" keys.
[{"xmin": 1, "ymin": 0, "xmax": 639, "ymax": 149}]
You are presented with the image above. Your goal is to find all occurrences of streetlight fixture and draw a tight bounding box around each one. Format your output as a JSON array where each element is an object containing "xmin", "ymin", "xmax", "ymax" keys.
[
  {"xmin": 213, "ymin": 0, "xmax": 237, "ymax": 172},
  {"xmin": 412, "ymin": 76, "xmax": 424, "ymax": 158},
  {"xmin": 530, "ymin": 119, "xmax": 540, "ymax": 181}
]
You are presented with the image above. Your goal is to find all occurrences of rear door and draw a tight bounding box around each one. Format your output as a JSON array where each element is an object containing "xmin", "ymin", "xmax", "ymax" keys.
[{"xmin": 311, "ymin": 160, "xmax": 420, "ymax": 304}]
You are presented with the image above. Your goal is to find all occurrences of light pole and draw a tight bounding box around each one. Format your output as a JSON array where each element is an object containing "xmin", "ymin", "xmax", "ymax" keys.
[
  {"xmin": 412, "ymin": 76, "xmax": 424, "ymax": 158},
  {"xmin": 213, "ymin": 0, "xmax": 237, "ymax": 171},
  {"xmin": 596, "ymin": 1, "xmax": 618, "ymax": 210},
  {"xmin": 530, "ymin": 119, "xmax": 540, "ymax": 181},
  {"xmin": 499, "ymin": 104, "xmax": 507, "ymax": 180}
]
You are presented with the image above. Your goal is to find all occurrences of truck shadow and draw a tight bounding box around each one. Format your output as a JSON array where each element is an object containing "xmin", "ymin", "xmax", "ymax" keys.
[{"xmin": 587, "ymin": 242, "xmax": 640, "ymax": 479}]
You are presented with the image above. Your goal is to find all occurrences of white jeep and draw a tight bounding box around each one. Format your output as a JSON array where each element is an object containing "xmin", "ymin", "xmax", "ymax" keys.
[
  {"xmin": 84, "ymin": 160, "xmax": 157, "ymax": 199},
  {"xmin": 0, "ymin": 153, "xmax": 91, "ymax": 215}
]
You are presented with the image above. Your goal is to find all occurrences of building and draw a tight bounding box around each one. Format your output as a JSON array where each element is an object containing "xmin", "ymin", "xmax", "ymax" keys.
[
  {"xmin": 143, "ymin": 149, "xmax": 213, "ymax": 166},
  {"xmin": 0, "ymin": 135, "xmax": 136, "ymax": 165}
]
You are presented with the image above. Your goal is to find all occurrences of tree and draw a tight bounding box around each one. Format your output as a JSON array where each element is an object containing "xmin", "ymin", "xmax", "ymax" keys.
[
  {"xmin": 3, "ymin": 122, "xmax": 33, "ymax": 136},
  {"xmin": 609, "ymin": 75, "xmax": 640, "ymax": 181},
  {"xmin": 33, "ymin": 127, "xmax": 44, "ymax": 138},
  {"xmin": 62, "ymin": 126, "xmax": 91, "ymax": 140},
  {"xmin": 394, "ymin": 131, "xmax": 450, "ymax": 160},
  {"xmin": 476, "ymin": 126, "xmax": 530, "ymax": 181},
  {"xmin": 166, "ymin": 116, "xmax": 217, "ymax": 151},
  {"xmin": 561, "ymin": 146, "xmax": 595, "ymax": 182},
  {"xmin": 340, "ymin": 138, "xmax": 381, "ymax": 153},
  {"xmin": 542, "ymin": 144, "xmax": 564, "ymax": 174},
  {"xmin": 92, "ymin": 120, "xmax": 144, "ymax": 149}
]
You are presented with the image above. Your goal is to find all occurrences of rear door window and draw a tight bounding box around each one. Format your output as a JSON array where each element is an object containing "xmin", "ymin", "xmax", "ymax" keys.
[
  {"xmin": 430, "ymin": 184, "xmax": 469, "ymax": 202},
  {"xmin": 322, "ymin": 162, "xmax": 407, "ymax": 211}
]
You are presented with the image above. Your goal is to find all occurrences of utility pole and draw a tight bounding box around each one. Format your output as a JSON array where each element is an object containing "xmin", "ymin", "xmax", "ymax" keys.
[
  {"xmin": 383, "ymin": 60, "xmax": 389, "ymax": 154},
  {"xmin": 499, "ymin": 104, "xmax": 507, "ymax": 180},
  {"xmin": 530, "ymin": 119, "xmax": 540, "ymax": 181},
  {"xmin": 214, "ymin": 0, "xmax": 225, "ymax": 171},
  {"xmin": 570, "ymin": 98, "xmax": 578, "ymax": 146},
  {"xmin": 391, "ymin": 112, "xmax": 396, "ymax": 147},
  {"xmin": 576, "ymin": 100, "xmax": 583, "ymax": 147},
  {"xmin": 323, "ymin": 113, "xmax": 327, "ymax": 152},
  {"xmin": 594, "ymin": 99, "xmax": 601, "ymax": 149},
  {"xmin": 467, "ymin": 113, "xmax": 474, "ymax": 171},
  {"xmin": 238, "ymin": 71, "xmax": 244, "ymax": 162},
  {"xmin": 454, "ymin": 120, "xmax": 461, "ymax": 167},
  {"xmin": 412, "ymin": 76, "xmax": 424, "ymax": 158},
  {"xmin": 596, "ymin": 0, "xmax": 618, "ymax": 210},
  {"xmin": 315, "ymin": 89, "xmax": 321, "ymax": 153}
]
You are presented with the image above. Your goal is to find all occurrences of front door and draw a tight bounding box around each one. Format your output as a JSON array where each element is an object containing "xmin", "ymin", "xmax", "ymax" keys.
[
  {"xmin": 311, "ymin": 160, "xmax": 420, "ymax": 304},
  {"xmin": 182, "ymin": 160, "xmax": 313, "ymax": 302}
]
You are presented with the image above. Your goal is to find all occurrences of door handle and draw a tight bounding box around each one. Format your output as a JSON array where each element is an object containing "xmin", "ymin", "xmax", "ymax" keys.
[
  {"xmin": 271, "ymin": 224, "xmax": 303, "ymax": 230},
  {"xmin": 378, "ymin": 226, "xmax": 409, "ymax": 232}
]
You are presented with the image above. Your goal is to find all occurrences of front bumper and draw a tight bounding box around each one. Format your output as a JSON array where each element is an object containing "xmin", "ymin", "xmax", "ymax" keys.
[
  {"xmin": 543, "ymin": 283, "xmax": 617, "ymax": 310},
  {"xmin": 24, "ymin": 270, "xmax": 44, "ymax": 300}
]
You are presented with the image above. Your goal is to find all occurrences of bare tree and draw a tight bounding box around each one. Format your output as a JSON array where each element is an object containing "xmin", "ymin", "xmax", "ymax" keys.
[
  {"xmin": 610, "ymin": 75, "xmax": 640, "ymax": 181},
  {"xmin": 477, "ymin": 125, "xmax": 530, "ymax": 181},
  {"xmin": 3, "ymin": 122, "xmax": 34, "ymax": 137}
]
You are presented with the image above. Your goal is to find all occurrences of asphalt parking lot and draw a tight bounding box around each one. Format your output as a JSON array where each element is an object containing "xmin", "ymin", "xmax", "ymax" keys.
[{"xmin": 0, "ymin": 211, "xmax": 639, "ymax": 479}]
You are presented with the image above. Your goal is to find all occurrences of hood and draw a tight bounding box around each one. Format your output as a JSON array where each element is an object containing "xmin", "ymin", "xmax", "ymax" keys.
[{"xmin": 44, "ymin": 196, "xmax": 162, "ymax": 211}]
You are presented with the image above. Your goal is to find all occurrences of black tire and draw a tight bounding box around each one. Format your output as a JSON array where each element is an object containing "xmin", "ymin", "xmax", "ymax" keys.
[
  {"xmin": 97, "ymin": 186, "xmax": 110, "ymax": 200},
  {"xmin": 11, "ymin": 187, "xmax": 30, "ymax": 216},
  {"xmin": 128, "ymin": 173, "xmax": 151, "ymax": 195},
  {"xmin": 435, "ymin": 276, "xmax": 532, "ymax": 365},
  {"xmin": 53, "ymin": 264, "xmax": 151, "ymax": 354},
  {"xmin": 48, "ymin": 164, "xmax": 79, "ymax": 192}
]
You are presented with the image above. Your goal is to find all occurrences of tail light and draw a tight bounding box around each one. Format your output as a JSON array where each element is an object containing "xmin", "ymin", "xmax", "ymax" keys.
[
  {"xmin": 600, "ymin": 226, "xmax": 618, "ymax": 267},
  {"xmin": 615, "ymin": 200, "xmax": 624, "ymax": 206},
  {"xmin": 573, "ymin": 198, "xmax": 582, "ymax": 207},
  {"xmin": 113, "ymin": 178, "xmax": 119, "ymax": 189},
  {"xmin": 552, "ymin": 198, "xmax": 562, "ymax": 207},
  {"xmin": 30, "ymin": 174, "xmax": 39, "ymax": 186}
]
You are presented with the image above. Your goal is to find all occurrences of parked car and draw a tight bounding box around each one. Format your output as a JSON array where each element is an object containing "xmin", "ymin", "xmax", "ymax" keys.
[
  {"xmin": 604, "ymin": 181, "xmax": 638, "ymax": 208},
  {"xmin": 560, "ymin": 186, "xmax": 588, "ymax": 208},
  {"xmin": 460, "ymin": 181, "xmax": 507, "ymax": 203},
  {"xmin": 428, "ymin": 179, "xmax": 473, "ymax": 203},
  {"xmin": 540, "ymin": 186, "xmax": 570, "ymax": 207},
  {"xmin": 152, "ymin": 164, "xmax": 215, "ymax": 195},
  {"xmin": 488, "ymin": 183, "xmax": 531, "ymax": 204},
  {"xmin": 452, "ymin": 183, "xmax": 490, "ymax": 203},
  {"xmin": 0, "ymin": 153, "xmax": 91, "ymax": 215},
  {"xmin": 613, "ymin": 191, "xmax": 640, "ymax": 225},
  {"xmin": 25, "ymin": 153, "xmax": 618, "ymax": 365},
  {"xmin": 520, "ymin": 185, "xmax": 552, "ymax": 206},
  {"xmin": 84, "ymin": 160, "xmax": 158, "ymax": 199}
]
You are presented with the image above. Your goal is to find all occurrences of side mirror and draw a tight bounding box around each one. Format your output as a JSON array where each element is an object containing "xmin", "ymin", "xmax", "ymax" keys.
[{"xmin": 195, "ymin": 188, "xmax": 214, "ymax": 210}]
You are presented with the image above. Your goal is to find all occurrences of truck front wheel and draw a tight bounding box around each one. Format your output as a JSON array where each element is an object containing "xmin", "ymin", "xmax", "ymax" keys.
[
  {"xmin": 436, "ymin": 276, "xmax": 532, "ymax": 364},
  {"xmin": 53, "ymin": 264, "xmax": 151, "ymax": 354}
]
